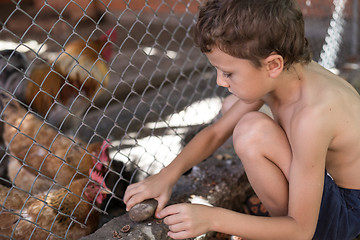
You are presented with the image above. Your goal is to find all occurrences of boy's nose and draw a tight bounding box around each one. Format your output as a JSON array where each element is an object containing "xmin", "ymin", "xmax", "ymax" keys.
[{"xmin": 216, "ymin": 73, "xmax": 229, "ymax": 88}]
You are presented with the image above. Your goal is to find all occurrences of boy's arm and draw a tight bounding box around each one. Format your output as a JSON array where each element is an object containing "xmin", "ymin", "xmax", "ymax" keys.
[
  {"xmin": 124, "ymin": 99, "xmax": 264, "ymax": 212},
  {"xmin": 160, "ymin": 106, "xmax": 333, "ymax": 240},
  {"xmin": 163, "ymin": 98, "xmax": 264, "ymax": 179}
]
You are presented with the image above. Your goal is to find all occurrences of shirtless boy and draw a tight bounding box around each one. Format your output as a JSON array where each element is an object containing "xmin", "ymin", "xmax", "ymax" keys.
[{"xmin": 124, "ymin": 0, "xmax": 360, "ymax": 239}]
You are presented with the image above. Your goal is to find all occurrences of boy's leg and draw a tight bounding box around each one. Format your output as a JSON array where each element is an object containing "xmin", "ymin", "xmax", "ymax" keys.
[{"xmin": 233, "ymin": 111, "xmax": 292, "ymax": 217}]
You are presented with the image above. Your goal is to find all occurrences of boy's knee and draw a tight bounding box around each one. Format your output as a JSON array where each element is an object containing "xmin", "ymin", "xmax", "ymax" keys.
[
  {"xmin": 234, "ymin": 111, "xmax": 273, "ymax": 137},
  {"xmin": 233, "ymin": 112, "xmax": 274, "ymax": 155}
]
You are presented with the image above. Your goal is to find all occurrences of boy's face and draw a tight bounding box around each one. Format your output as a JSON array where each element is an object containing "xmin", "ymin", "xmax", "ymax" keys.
[{"xmin": 205, "ymin": 47, "xmax": 273, "ymax": 104}]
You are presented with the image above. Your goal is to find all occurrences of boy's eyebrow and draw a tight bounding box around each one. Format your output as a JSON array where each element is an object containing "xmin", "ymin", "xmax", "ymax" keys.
[
  {"xmin": 207, "ymin": 58, "xmax": 232, "ymax": 72},
  {"xmin": 212, "ymin": 65, "xmax": 231, "ymax": 73}
]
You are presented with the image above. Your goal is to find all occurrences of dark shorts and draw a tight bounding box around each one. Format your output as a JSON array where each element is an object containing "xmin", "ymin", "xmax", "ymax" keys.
[{"xmin": 313, "ymin": 172, "xmax": 360, "ymax": 240}]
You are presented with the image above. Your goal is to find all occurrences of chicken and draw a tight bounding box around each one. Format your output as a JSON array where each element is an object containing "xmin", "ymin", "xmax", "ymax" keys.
[
  {"xmin": 25, "ymin": 60, "xmax": 64, "ymax": 118},
  {"xmin": 0, "ymin": 170, "xmax": 110, "ymax": 239},
  {"xmin": 0, "ymin": 91, "xmax": 110, "ymax": 193},
  {"xmin": 7, "ymin": 139, "xmax": 111, "ymax": 194},
  {"xmin": 54, "ymin": 28, "xmax": 116, "ymax": 101},
  {"xmin": 6, "ymin": 139, "xmax": 110, "ymax": 194},
  {"xmin": 0, "ymin": 50, "xmax": 64, "ymax": 118},
  {"xmin": 0, "ymin": 29, "xmax": 115, "ymax": 129}
]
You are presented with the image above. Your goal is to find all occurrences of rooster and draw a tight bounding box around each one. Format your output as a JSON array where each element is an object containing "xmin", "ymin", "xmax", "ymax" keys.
[
  {"xmin": 54, "ymin": 28, "xmax": 115, "ymax": 100},
  {"xmin": 0, "ymin": 91, "xmax": 110, "ymax": 193},
  {"xmin": 0, "ymin": 28, "xmax": 115, "ymax": 129},
  {"xmin": 47, "ymin": 28, "xmax": 116, "ymax": 126},
  {"xmin": 0, "ymin": 170, "xmax": 110, "ymax": 239}
]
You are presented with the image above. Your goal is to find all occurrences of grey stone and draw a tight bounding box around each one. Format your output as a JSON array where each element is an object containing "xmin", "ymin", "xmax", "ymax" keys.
[{"xmin": 129, "ymin": 199, "xmax": 158, "ymax": 222}]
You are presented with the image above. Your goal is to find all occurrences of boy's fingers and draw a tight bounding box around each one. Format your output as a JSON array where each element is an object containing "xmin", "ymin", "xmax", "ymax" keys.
[
  {"xmin": 168, "ymin": 230, "xmax": 187, "ymax": 240},
  {"xmin": 125, "ymin": 194, "xmax": 147, "ymax": 211},
  {"xmin": 168, "ymin": 222, "xmax": 187, "ymax": 233},
  {"xmin": 163, "ymin": 212, "xmax": 182, "ymax": 226},
  {"xmin": 158, "ymin": 204, "xmax": 181, "ymax": 219},
  {"xmin": 123, "ymin": 183, "xmax": 139, "ymax": 203},
  {"xmin": 155, "ymin": 198, "xmax": 168, "ymax": 218},
  {"xmin": 123, "ymin": 191, "xmax": 131, "ymax": 204},
  {"xmin": 123, "ymin": 190, "xmax": 136, "ymax": 205},
  {"xmin": 124, "ymin": 182, "xmax": 148, "ymax": 204},
  {"xmin": 125, "ymin": 189, "xmax": 157, "ymax": 211}
]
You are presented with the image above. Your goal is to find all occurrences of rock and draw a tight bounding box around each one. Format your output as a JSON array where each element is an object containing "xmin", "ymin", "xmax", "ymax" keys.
[{"xmin": 129, "ymin": 199, "xmax": 158, "ymax": 222}]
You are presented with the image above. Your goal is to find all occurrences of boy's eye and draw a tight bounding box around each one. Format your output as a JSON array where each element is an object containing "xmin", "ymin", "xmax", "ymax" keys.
[{"xmin": 223, "ymin": 72, "xmax": 232, "ymax": 78}]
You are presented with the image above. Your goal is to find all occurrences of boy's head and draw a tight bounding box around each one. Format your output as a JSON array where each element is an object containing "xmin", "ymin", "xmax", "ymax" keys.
[{"xmin": 194, "ymin": 0, "xmax": 312, "ymax": 69}]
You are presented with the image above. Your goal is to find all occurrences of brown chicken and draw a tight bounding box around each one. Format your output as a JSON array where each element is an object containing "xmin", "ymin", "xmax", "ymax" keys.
[
  {"xmin": 0, "ymin": 29, "xmax": 115, "ymax": 129},
  {"xmin": 54, "ymin": 28, "xmax": 115, "ymax": 101},
  {"xmin": 31, "ymin": 29, "xmax": 115, "ymax": 128},
  {"xmin": 25, "ymin": 60, "xmax": 64, "ymax": 118},
  {"xmin": 0, "ymin": 91, "xmax": 110, "ymax": 193},
  {"xmin": 0, "ymin": 170, "xmax": 110, "ymax": 239}
]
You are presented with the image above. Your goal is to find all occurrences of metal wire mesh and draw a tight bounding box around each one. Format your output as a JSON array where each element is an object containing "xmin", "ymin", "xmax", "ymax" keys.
[{"xmin": 0, "ymin": 0, "xmax": 358, "ymax": 239}]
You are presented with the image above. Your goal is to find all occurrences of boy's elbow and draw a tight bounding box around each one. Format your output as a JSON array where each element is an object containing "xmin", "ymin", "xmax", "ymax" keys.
[
  {"xmin": 291, "ymin": 223, "xmax": 316, "ymax": 240},
  {"xmin": 293, "ymin": 231, "xmax": 315, "ymax": 240},
  {"xmin": 281, "ymin": 216, "xmax": 315, "ymax": 240},
  {"xmin": 292, "ymin": 231, "xmax": 314, "ymax": 240}
]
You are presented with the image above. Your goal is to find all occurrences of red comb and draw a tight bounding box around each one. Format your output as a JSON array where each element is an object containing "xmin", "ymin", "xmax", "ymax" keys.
[
  {"xmin": 86, "ymin": 170, "xmax": 109, "ymax": 205},
  {"xmin": 89, "ymin": 169, "xmax": 109, "ymax": 190},
  {"xmin": 89, "ymin": 169, "xmax": 104, "ymax": 184}
]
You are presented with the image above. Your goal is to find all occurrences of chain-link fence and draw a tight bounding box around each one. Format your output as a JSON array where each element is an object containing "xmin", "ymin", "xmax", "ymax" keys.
[{"xmin": 0, "ymin": 0, "xmax": 359, "ymax": 239}]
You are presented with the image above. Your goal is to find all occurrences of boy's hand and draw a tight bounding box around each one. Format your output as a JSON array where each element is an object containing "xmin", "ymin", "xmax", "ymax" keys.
[
  {"xmin": 158, "ymin": 203, "xmax": 214, "ymax": 239},
  {"xmin": 123, "ymin": 170, "xmax": 174, "ymax": 216}
]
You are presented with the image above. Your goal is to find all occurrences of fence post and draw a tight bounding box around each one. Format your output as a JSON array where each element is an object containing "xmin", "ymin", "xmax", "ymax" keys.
[{"xmin": 352, "ymin": 0, "xmax": 359, "ymax": 56}]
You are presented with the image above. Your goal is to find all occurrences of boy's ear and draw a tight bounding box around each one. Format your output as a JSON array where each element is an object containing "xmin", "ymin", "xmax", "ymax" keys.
[{"xmin": 264, "ymin": 54, "xmax": 284, "ymax": 78}]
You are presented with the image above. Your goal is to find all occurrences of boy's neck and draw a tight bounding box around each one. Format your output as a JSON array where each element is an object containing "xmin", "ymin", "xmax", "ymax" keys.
[{"xmin": 264, "ymin": 63, "xmax": 305, "ymax": 108}]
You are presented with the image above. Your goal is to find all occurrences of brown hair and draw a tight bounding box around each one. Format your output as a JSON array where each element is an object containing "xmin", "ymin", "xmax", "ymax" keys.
[{"xmin": 194, "ymin": 0, "xmax": 312, "ymax": 69}]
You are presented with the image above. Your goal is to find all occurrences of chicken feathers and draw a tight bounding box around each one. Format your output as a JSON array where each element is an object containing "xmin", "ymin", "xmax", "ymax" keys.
[
  {"xmin": 0, "ymin": 170, "xmax": 109, "ymax": 239},
  {"xmin": 0, "ymin": 91, "xmax": 109, "ymax": 193},
  {"xmin": 54, "ymin": 28, "xmax": 116, "ymax": 101}
]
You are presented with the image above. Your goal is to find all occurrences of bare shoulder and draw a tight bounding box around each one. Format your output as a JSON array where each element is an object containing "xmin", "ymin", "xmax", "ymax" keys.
[
  {"xmin": 300, "ymin": 62, "xmax": 360, "ymax": 124},
  {"xmin": 296, "ymin": 62, "xmax": 360, "ymax": 188}
]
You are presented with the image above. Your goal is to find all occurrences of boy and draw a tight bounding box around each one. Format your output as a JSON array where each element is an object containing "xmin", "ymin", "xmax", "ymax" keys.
[{"xmin": 124, "ymin": 0, "xmax": 360, "ymax": 239}]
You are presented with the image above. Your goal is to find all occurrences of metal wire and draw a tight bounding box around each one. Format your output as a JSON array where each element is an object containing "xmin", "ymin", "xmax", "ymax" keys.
[{"xmin": 0, "ymin": 0, "xmax": 357, "ymax": 239}]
